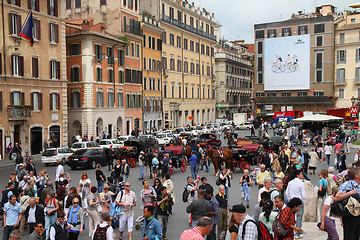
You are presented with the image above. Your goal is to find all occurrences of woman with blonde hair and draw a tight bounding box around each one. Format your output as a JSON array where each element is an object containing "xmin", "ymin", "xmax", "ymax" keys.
[
  {"xmin": 100, "ymin": 184, "xmax": 114, "ymax": 213},
  {"xmin": 67, "ymin": 197, "xmax": 84, "ymax": 240}
]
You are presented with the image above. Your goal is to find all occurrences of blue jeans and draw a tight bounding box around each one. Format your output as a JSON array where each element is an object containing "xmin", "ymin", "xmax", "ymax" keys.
[
  {"xmin": 139, "ymin": 165, "xmax": 144, "ymax": 179},
  {"xmin": 190, "ymin": 164, "xmax": 197, "ymax": 179},
  {"xmin": 295, "ymin": 205, "xmax": 304, "ymax": 237},
  {"xmin": 97, "ymin": 180, "xmax": 104, "ymax": 193},
  {"xmin": 122, "ymin": 174, "xmax": 127, "ymax": 183},
  {"xmin": 326, "ymin": 154, "xmax": 331, "ymax": 166},
  {"xmin": 225, "ymin": 186, "xmax": 229, "ymax": 198},
  {"xmin": 45, "ymin": 213, "xmax": 57, "ymax": 239},
  {"xmin": 3, "ymin": 225, "xmax": 18, "ymax": 240}
]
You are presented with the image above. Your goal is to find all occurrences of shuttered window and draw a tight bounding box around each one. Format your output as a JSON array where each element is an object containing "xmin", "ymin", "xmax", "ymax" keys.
[
  {"xmin": 8, "ymin": 13, "xmax": 21, "ymax": 35},
  {"xmin": 71, "ymin": 67, "xmax": 80, "ymax": 82},
  {"xmin": 50, "ymin": 60, "xmax": 60, "ymax": 79},
  {"xmin": 0, "ymin": 92, "xmax": 2, "ymax": 111},
  {"xmin": 95, "ymin": 44, "xmax": 103, "ymax": 63},
  {"xmin": 118, "ymin": 49, "xmax": 124, "ymax": 66},
  {"xmin": 33, "ymin": 19, "xmax": 41, "ymax": 40},
  {"xmin": 47, "ymin": 0, "xmax": 58, "ymax": 17},
  {"xmin": 28, "ymin": 0, "xmax": 40, "ymax": 11},
  {"xmin": 31, "ymin": 92, "xmax": 42, "ymax": 110},
  {"xmin": 70, "ymin": 92, "xmax": 81, "ymax": 108},
  {"xmin": 32, "ymin": 57, "xmax": 38, "ymax": 78},
  {"xmin": 49, "ymin": 23, "xmax": 59, "ymax": 43},
  {"xmin": 50, "ymin": 93, "xmax": 60, "ymax": 110},
  {"xmin": 11, "ymin": 55, "xmax": 24, "ymax": 76}
]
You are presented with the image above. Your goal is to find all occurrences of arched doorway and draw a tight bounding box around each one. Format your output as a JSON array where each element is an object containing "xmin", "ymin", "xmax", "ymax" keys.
[
  {"xmin": 49, "ymin": 125, "xmax": 60, "ymax": 148},
  {"xmin": 96, "ymin": 118, "xmax": 103, "ymax": 137},
  {"xmin": 30, "ymin": 127, "xmax": 42, "ymax": 154},
  {"xmin": 116, "ymin": 117, "xmax": 123, "ymax": 137},
  {"xmin": 72, "ymin": 120, "xmax": 82, "ymax": 138}
]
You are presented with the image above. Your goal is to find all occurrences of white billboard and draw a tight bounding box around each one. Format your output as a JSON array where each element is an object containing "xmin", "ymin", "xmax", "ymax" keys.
[{"xmin": 264, "ymin": 34, "xmax": 310, "ymax": 91}]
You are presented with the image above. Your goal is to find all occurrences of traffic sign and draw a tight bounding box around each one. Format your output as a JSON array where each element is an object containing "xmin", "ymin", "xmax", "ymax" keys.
[
  {"xmin": 351, "ymin": 107, "xmax": 358, "ymax": 114},
  {"xmin": 352, "ymin": 114, "xmax": 358, "ymax": 118},
  {"xmin": 217, "ymin": 104, "xmax": 222, "ymax": 108}
]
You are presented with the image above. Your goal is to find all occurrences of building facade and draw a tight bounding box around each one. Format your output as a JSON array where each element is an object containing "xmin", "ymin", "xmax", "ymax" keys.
[
  {"xmin": 140, "ymin": 0, "xmax": 220, "ymax": 128},
  {"xmin": 141, "ymin": 16, "xmax": 163, "ymax": 131},
  {"xmin": 0, "ymin": 0, "xmax": 67, "ymax": 159},
  {"xmin": 334, "ymin": 5, "xmax": 360, "ymax": 108},
  {"xmin": 66, "ymin": 20, "xmax": 127, "ymax": 142},
  {"xmin": 65, "ymin": 0, "xmax": 143, "ymax": 135},
  {"xmin": 215, "ymin": 40, "xmax": 253, "ymax": 120},
  {"xmin": 254, "ymin": 5, "xmax": 336, "ymax": 117}
]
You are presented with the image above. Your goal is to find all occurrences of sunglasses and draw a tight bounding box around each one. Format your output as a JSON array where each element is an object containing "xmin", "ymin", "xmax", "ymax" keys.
[
  {"xmin": 73, "ymin": 202, "xmax": 79, "ymax": 204},
  {"xmin": 124, "ymin": 185, "xmax": 131, "ymax": 187},
  {"xmin": 36, "ymin": 226, "xmax": 44, "ymax": 228},
  {"xmin": 104, "ymin": 188, "xmax": 109, "ymax": 190}
]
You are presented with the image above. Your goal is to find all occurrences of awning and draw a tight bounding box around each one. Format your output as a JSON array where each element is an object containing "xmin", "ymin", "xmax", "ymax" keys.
[{"xmin": 292, "ymin": 114, "xmax": 344, "ymax": 122}]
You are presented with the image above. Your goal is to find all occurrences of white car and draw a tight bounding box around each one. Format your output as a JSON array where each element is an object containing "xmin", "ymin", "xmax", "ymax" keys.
[
  {"xmin": 118, "ymin": 135, "xmax": 136, "ymax": 145},
  {"xmin": 99, "ymin": 139, "xmax": 123, "ymax": 149},
  {"xmin": 71, "ymin": 141, "xmax": 98, "ymax": 152},
  {"xmin": 155, "ymin": 133, "xmax": 174, "ymax": 145},
  {"xmin": 237, "ymin": 122, "xmax": 253, "ymax": 130},
  {"xmin": 191, "ymin": 126, "xmax": 204, "ymax": 136},
  {"xmin": 42, "ymin": 147, "xmax": 74, "ymax": 165}
]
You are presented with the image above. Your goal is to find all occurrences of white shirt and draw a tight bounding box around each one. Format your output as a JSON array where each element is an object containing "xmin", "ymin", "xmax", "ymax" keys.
[
  {"xmin": 49, "ymin": 221, "xmax": 67, "ymax": 240},
  {"xmin": 28, "ymin": 205, "xmax": 36, "ymax": 223},
  {"xmin": 285, "ymin": 177, "xmax": 307, "ymax": 204},
  {"xmin": 92, "ymin": 222, "xmax": 114, "ymax": 240},
  {"xmin": 324, "ymin": 145, "xmax": 332, "ymax": 155},
  {"xmin": 324, "ymin": 196, "xmax": 336, "ymax": 220},
  {"xmin": 55, "ymin": 165, "xmax": 64, "ymax": 181}
]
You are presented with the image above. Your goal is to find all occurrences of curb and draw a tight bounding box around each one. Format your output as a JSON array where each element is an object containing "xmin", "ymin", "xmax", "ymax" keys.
[{"xmin": 350, "ymin": 143, "xmax": 360, "ymax": 149}]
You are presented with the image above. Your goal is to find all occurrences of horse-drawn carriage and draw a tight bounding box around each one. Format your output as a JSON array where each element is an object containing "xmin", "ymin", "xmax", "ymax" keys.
[
  {"xmin": 230, "ymin": 144, "xmax": 261, "ymax": 172},
  {"xmin": 162, "ymin": 146, "xmax": 189, "ymax": 174},
  {"xmin": 114, "ymin": 139, "xmax": 145, "ymax": 168},
  {"xmin": 261, "ymin": 136, "xmax": 285, "ymax": 154},
  {"xmin": 199, "ymin": 133, "xmax": 221, "ymax": 149}
]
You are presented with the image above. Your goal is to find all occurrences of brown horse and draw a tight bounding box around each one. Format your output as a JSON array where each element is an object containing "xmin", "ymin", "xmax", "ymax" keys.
[{"xmin": 205, "ymin": 148, "xmax": 233, "ymax": 175}]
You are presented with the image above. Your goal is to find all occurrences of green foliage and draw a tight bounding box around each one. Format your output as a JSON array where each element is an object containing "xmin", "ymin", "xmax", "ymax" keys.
[
  {"xmin": 118, "ymin": 35, "xmax": 129, "ymax": 45},
  {"xmin": 141, "ymin": 10, "xmax": 153, "ymax": 19}
]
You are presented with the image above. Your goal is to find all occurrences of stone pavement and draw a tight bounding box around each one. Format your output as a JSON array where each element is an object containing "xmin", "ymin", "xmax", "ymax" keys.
[
  {"xmin": 301, "ymin": 219, "xmax": 343, "ymax": 240},
  {"xmin": 0, "ymin": 154, "xmax": 41, "ymax": 169}
]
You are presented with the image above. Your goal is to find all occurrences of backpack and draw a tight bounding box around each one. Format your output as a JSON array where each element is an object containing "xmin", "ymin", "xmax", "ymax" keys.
[
  {"xmin": 93, "ymin": 225, "xmax": 108, "ymax": 240},
  {"xmin": 182, "ymin": 184, "xmax": 191, "ymax": 203},
  {"xmin": 242, "ymin": 219, "xmax": 274, "ymax": 240}
]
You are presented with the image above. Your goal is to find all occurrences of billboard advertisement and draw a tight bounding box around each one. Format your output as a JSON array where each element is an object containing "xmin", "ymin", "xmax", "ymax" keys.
[{"xmin": 264, "ymin": 34, "xmax": 310, "ymax": 91}]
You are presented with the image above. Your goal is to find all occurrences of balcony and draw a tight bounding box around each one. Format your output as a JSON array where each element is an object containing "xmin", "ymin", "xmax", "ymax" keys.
[
  {"xmin": 123, "ymin": 25, "xmax": 142, "ymax": 36},
  {"xmin": 161, "ymin": 15, "xmax": 217, "ymax": 41},
  {"xmin": 7, "ymin": 105, "xmax": 32, "ymax": 121}
]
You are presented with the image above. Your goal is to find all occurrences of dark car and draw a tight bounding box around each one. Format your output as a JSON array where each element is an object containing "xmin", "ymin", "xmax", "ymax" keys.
[{"xmin": 67, "ymin": 148, "xmax": 107, "ymax": 170}]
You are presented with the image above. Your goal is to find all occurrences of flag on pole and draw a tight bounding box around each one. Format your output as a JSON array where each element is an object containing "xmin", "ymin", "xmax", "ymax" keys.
[{"xmin": 19, "ymin": 11, "xmax": 34, "ymax": 46}]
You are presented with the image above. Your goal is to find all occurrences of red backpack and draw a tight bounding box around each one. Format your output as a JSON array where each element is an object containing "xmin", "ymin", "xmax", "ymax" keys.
[{"xmin": 242, "ymin": 219, "xmax": 274, "ymax": 240}]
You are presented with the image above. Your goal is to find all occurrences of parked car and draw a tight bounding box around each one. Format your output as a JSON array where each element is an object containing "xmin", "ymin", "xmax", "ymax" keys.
[
  {"xmin": 99, "ymin": 139, "xmax": 123, "ymax": 149},
  {"xmin": 191, "ymin": 126, "xmax": 204, "ymax": 136},
  {"xmin": 71, "ymin": 141, "xmax": 98, "ymax": 152},
  {"xmin": 155, "ymin": 133, "xmax": 174, "ymax": 145},
  {"xmin": 42, "ymin": 147, "xmax": 74, "ymax": 166},
  {"xmin": 237, "ymin": 122, "xmax": 253, "ymax": 130},
  {"xmin": 67, "ymin": 148, "xmax": 107, "ymax": 170}
]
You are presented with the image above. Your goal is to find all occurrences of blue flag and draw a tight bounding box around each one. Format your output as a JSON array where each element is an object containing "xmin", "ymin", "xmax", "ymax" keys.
[{"xmin": 20, "ymin": 11, "xmax": 34, "ymax": 46}]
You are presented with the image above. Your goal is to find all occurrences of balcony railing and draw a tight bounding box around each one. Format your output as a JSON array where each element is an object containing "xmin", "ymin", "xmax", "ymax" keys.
[
  {"xmin": 161, "ymin": 15, "xmax": 217, "ymax": 41},
  {"xmin": 123, "ymin": 25, "xmax": 142, "ymax": 36},
  {"xmin": 7, "ymin": 105, "xmax": 32, "ymax": 120}
]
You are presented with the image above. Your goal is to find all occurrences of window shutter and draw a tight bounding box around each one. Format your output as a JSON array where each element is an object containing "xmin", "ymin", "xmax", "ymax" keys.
[
  {"xmin": 20, "ymin": 92, "xmax": 24, "ymax": 105},
  {"xmin": 55, "ymin": 24, "xmax": 59, "ymax": 43},
  {"xmin": 70, "ymin": 92, "xmax": 74, "ymax": 108},
  {"xmin": 100, "ymin": 45, "xmax": 103, "ymax": 63},
  {"xmin": 344, "ymin": 50, "xmax": 347, "ymax": 64},
  {"xmin": 47, "ymin": 0, "xmax": 50, "ymax": 15},
  {"xmin": 39, "ymin": 93, "xmax": 42, "ymax": 110},
  {"xmin": 32, "ymin": 58, "xmax": 38, "ymax": 78},
  {"xmin": 10, "ymin": 92, "xmax": 14, "ymax": 106},
  {"xmin": 100, "ymin": 68, "xmax": 102, "ymax": 82},
  {"xmin": 31, "ymin": 93, "xmax": 34, "ymax": 110},
  {"xmin": 56, "ymin": 93, "xmax": 60, "ymax": 110},
  {"xmin": 50, "ymin": 61, "xmax": 52, "ymax": 79},
  {"xmin": 16, "ymin": 0, "xmax": 20, "ymax": 6},
  {"xmin": 19, "ymin": 56, "xmax": 24, "ymax": 76},
  {"xmin": 36, "ymin": 19, "xmax": 41, "ymax": 40},
  {"xmin": 0, "ymin": 92, "xmax": 2, "ymax": 111},
  {"xmin": 54, "ymin": 0, "xmax": 58, "ymax": 17},
  {"xmin": 49, "ymin": 23, "xmax": 51, "ymax": 41},
  {"xmin": 56, "ymin": 61, "xmax": 60, "ymax": 79},
  {"xmin": 8, "ymin": 13, "xmax": 12, "ymax": 34},
  {"xmin": 28, "ymin": 0, "xmax": 31, "ymax": 9},
  {"xmin": 356, "ymin": 68, "xmax": 359, "ymax": 82},
  {"xmin": 36, "ymin": 0, "xmax": 39, "ymax": 11},
  {"xmin": 50, "ymin": 93, "xmax": 53, "ymax": 110},
  {"xmin": 71, "ymin": 68, "xmax": 74, "ymax": 81},
  {"xmin": 17, "ymin": 15, "xmax": 21, "ymax": 35},
  {"xmin": 0, "ymin": 53, "xmax": 2, "ymax": 74}
]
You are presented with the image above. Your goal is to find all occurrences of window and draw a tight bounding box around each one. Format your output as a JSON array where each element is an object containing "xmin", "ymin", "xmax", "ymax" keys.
[
  {"xmin": 255, "ymin": 30, "xmax": 264, "ymax": 39},
  {"xmin": 125, "ymin": 45, "xmax": 128, "ymax": 56},
  {"xmin": 131, "ymin": 42, "xmax": 135, "ymax": 57},
  {"xmin": 352, "ymin": 18, "xmax": 356, "ymax": 23},
  {"xmin": 184, "ymin": 39, "xmax": 188, "ymax": 50},
  {"xmin": 191, "ymin": 86, "xmax": 194, "ymax": 98},
  {"xmin": 337, "ymin": 50, "xmax": 346, "ymax": 64},
  {"xmin": 171, "ymin": 85, "xmax": 174, "ymax": 98},
  {"xmin": 185, "ymin": 85, "xmax": 188, "ymax": 98},
  {"xmin": 100, "ymin": 0, "xmax": 106, "ymax": 5},
  {"xmin": 107, "ymin": 91, "xmax": 114, "ymax": 107},
  {"xmin": 152, "ymin": 37, "xmax": 155, "ymax": 50},
  {"xmin": 315, "ymin": 36, "xmax": 323, "ymax": 47},
  {"xmin": 336, "ymin": 68, "xmax": 345, "ymax": 84},
  {"xmin": 118, "ymin": 49, "xmax": 124, "ymax": 66},
  {"xmin": 177, "ymin": 60, "xmax": 182, "ymax": 72},
  {"xmin": 70, "ymin": 92, "xmax": 80, "ymax": 108},
  {"xmin": 282, "ymin": 27, "xmax": 291, "ymax": 36},
  {"xmin": 169, "ymin": 7, "xmax": 174, "ymax": 18},
  {"xmin": 169, "ymin": 34, "xmax": 174, "ymax": 46},
  {"xmin": 70, "ymin": 66, "xmax": 80, "ymax": 82},
  {"xmin": 314, "ymin": 91, "xmax": 324, "ymax": 96},
  {"xmin": 179, "ymin": 85, "xmax": 181, "ymax": 98},
  {"xmin": 31, "ymin": 92, "xmax": 42, "ymax": 110},
  {"xmin": 11, "ymin": 91, "xmax": 23, "ymax": 106},
  {"xmin": 282, "ymin": 92, "xmax": 291, "ymax": 97},
  {"xmin": 257, "ymin": 73, "xmax": 263, "ymax": 84},
  {"xmin": 128, "ymin": 0, "xmax": 133, "ymax": 8},
  {"xmin": 66, "ymin": 0, "xmax": 71, "ymax": 9},
  {"xmin": 256, "ymin": 92, "xmax": 265, "ymax": 97},
  {"xmin": 190, "ymin": 63, "xmax": 194, "ymax": 74},
  {"xmin": 267, "ymin": 92, "xmax": 276, "ymax": 97},
  {"xmin": 164, "ymin": 84, "xmax": 167, "ymax": 98},
  {"xmin": 107, "ymin": 47, "xmax": 114, "ymax": 64},
  {"xmin": 356, "ymin": 49, "xmax": 360, "ymax": 63},
  {"xmin": 316, "ymin": 70, "xmax": 323, "ymax": 83},
  {"xmin": 268, "ymin": 29, "xmax": 276, "ymax": 38},
  {"xmin": 158, "ymin": 79, "xmax": 160, "ymax": 91},
  {"xmin": 118, "ymin": 70, "xmax": 124, "ymax": 83},
  {"xmin": 143, "ymin": 35, "xmax": 146, "ymax": 47},
  {"xmin": 47, "ymin": 0, "xmax": 58, "ymax": 17},
  {"xmin": 340, "ymin": 33, "xmax": 345, "ymax": 44},
  {"xmin": 184, "ymin": 61, "xmax": 188, "ymax": 73},
  {"xmin": 32, "ymin": 57, "xmax": 38, "ymax": 78},
  {"xmin": 11, "ymin": 55, "xmax": 23, "ymax": 77},
  {"xmin": 136, "ymin": 44, "xmax": 140, "ymax": 58},
  {"xmin": 95, "ymin": 44, "xmax": 103, "ymax": 62},
  {"xmin": 170, "ymin": 58, "xmax": 175, "ymax": 71},
  {"xmin": 298, "ymin": 25, "xmax": 308, "ymax": 35},
  {"xmin": 206, "ymin": 46, "xmax": 209, "ymax": 56},
  {"xmin": 96, "ymin": 91, "xmax": 104, "ymax": 107},
  {"xmin": 50, "ymin": 93, "xmax": 60, "ymax": 110},
  {"xmin": 75, "ymin": 0, "xmax": 81, "ymax": 8},
  {"xmin": 149, "ymin": 77, "xmax": 152, "ymax": 90},
  {"xmin": 143, "ymin": 57, "xmax": 147, "ymax": 69},
  {"xmin": 162, "ymin": 57, "xmax": 167, "ymax": 70},
  {"xmin": 96, "ymin": 68, "xmax": 102, "ymax": 82},
  {"xmin": 201, "ymin": 44, "xmax": 204, "ymax": 54},
  {"xmin": 356, "ymin": 67, "xmax": 360, "ymax": 83},
  {"xmin": 50, "ymin": 60, "xmax": 60, "ymax": 79},
  {"xmin": 70, "ymin": 44, "xmax": 80, "ymax": 56},
  {"xmin": 177, "ymin": 36, "xmax": 181, "ymax": 48},
  {"xmin": 202, "ymin": 86, "xmax": 205, "ymax": 98},
  {"xmin": 49, "ymin": 23, "xmax": 59, "ymax": 43},
  {"xmin": 117, "ymin": 92, "xmax": 123, "ymax": 107},
  {"xmin": 9, "ymin": 13, "xmax": 21, "ymax": 35},
  {"xmin": 190, "ymin": 41, "xmax": 194, "ymax": 51},
  {"xmin": 257, "ymin": 57, "xmax": 263, "ymax": 71},
  {"xmin": 315, "ymin": 51, "xmax": 323, "ymax": 83},
  {"xmin": 157, "ymin": 39, "xmax": 162, "ymax": 51},
  {"xmin": 108, "ymin": 69, "xmax": 114, "ymax": 83},
  {"xmin": 143, "ymin": 77, "xmax": 147, "ymax": 90},
  {"xmin": 162, "ymin": 32, "xmax": 166, "ymax": 44},
  {"xmin": 196, "ymin": 63, "xmax": 200, "ymax": 74},
  {"xmin": 314, "ymin": 23, "xmax": 325, "ymax": 33},
  {"xmin": 196, "ymin": 42, "xmax": 199, "ymax": 53},
  {"xmin": 298, "ymin": 92, "xmax": 307, "ymax": 96},
  {"xmin": 257, "ymin": 42, "xmax": 263, "ymax": 54},
  {"xmin": 177, "ymin": 10, "xmax": 182, "ymax": 21},
  {"xmin": 338, "ymin": 88, "xmax": 344, "ymax": 99},
  {"xmin": 32, "ymin": 19, "xmax": 40, "ymax": 40},
  {"xmin": 148, "ymin": 36, "xmax": 152, "ymax": 48}
]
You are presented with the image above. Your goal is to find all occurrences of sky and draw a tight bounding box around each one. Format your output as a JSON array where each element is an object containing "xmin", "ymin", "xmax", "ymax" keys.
[{"xmin": 192, "ymin": 0, "xmax": 356, "ymax": 43}]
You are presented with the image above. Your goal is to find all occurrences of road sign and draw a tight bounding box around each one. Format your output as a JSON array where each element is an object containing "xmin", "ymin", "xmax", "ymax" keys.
[
  {"xmin": 256, "ymin": 108, "xmax": 261, "ymax": 113},
  {"xmin": 351, "ymin": 107, "xmax": 358, "ymax": 114},
  {"xmin": 352, "ymin": 114, "xmax": 358, "ymax": 118},
  {"xmin": 188, "ymin": 116, "xmax": 193, "ymax": 120},
  {"xmin": 217, "ymin": 104, "xmax": 222, "ymax": 108}
]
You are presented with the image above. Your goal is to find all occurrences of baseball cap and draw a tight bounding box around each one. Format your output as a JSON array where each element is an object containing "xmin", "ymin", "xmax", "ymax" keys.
[{"xmin": 229, "ymin": 204, "xmax": 246, "ymax": 214}]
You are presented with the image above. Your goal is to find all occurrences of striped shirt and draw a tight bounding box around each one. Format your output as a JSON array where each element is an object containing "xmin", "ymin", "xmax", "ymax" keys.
[{"xmin": 180, "ymin": 227, "xmax": 204, "ymax": 240}]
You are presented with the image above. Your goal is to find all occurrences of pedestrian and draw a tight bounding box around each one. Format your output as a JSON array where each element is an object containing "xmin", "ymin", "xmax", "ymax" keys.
[
  {"xmin": 274, "ymin": 197, "xmax": 303, "ymax": 240},
  {"xmin": 180, "ymin": 217, "xmax": 213, "ymax": 240},
  {"xmin": 78, "ymin": 172, "xmax": 91, "ymax": 210},
  {"xmin": 152, "ymin": 154, "xmax": 159, "ymax": 181},
  {"xmin": 119, "ymin": 159, "xmax": 130, "ymax": 182},
  {"xmin": 142, "ymin": 205, "xmax": 162, "ymax": 240},
  {"xmin": 24, "ymin": 197, "xmax": 45, "ymax": 234},
  {"xmin": 3, "ymin": 195, "xmax": 22, "ymax": 240},
  {"xmin": 152, "ymin": 178, "xmax": 162, "ymax": 196},
  {"xmin": 26, "ymin": 157, "xmax": 37, "ymax": 176},
  {"xmin": 87, "ymin": 186, "xmax": 100, "ymax": 238},
  {"xmin": 6, "ymin": 143, "xmax": 13, "ymax": 160},
  {"xmin": 19, "ymin": 189, "xmax": 31, "ymax": 234},
  {"xmin": 44, "ymin": 192, "xmax": 59, "ymax": 239},
  {"xmin": 320, "ymin": 186, "xmax": 340, "ymax": 240},
  {"xmin": 67, "ymin": 197, "xmax": 84, "ymax": 240},
  {"xmin": 270, "ymin": 178, "xmax": 284, "ymax": 201},
  {"xmin": 274, "ymin": 166, "xmax": 285, "ymax": 180},
  {"xmin": 64, "ymin": 187, "xmax": 82, "ymax": 217},
  {"xmin": 344, "ymin": 133, "xmax": 351, "ymax": 154},
  {"xmin": 239, "ymin": 169, "xmax": 252, "ymax": 208},
  {"xmin": 259, "ymin": 200, "xmax": 277, "ymax": 236},
  {"xmin": 205, "ymin": 188, "xmax": 219, "ymax": 240},
  {"xmin": 302, "ymin": 148, "xmax": 310, "ymax": 175},
  {"xmin": 160, "ymin": 153, "xmax": 170, "ymax": 178},
  {"xmin": 273, "ymin": 195, "xmax": 286, "ymax": 213},
  {"xmin": 8, "ymin": 230, "xmax": 21, "ymax": 240},
  {"xmin": 95, "ymin": 164, "xmax": 106, "ymax": 193},
  {"xmin": 339, "ymin": 150, "xmax": 347, "ymax": 173},
  {"xmin": 258, "ymin": 177, "xmax": 272, "ymax": 203},
  {"xmin": 116, "ymin": 182, "xmax": 136, "ymax": 240},
  {"xmin": 138, "ymin": 151, "xmax": 145, "ymax": 180},
  {"xmin": 324, "ymin": 142, "xmax": 333, "ymax": 166},
  {"xmin": 156, "ymin": 186, "xmax": 174, "ymax": 240},
  {"xmin": 253, "ymin": 191, "xmax": 270, "ymax": 221},
  {"xmin": 49, "ymin": 212, "xmax": 71, "ymax": 240},
  {"xmin": 285, "ymin": 170, "xmax": 306, "ymax": 239},
  {"xmin": 27, "ymin": 222, "xmax": 44, "ymax": 240},
  {"xmin": 161, "ymin": 174, "xmax": 175, "ymax": 204},
  {"xmin": 215, "ymin": 185, "xmax": 228, "ymax": 236},
  {"xmin": 309, "ymin": 147, "xmax": 320, "ymax": 175},
  {"xmin": 218, "ymin": 167, "xmax": 233, "ymax": 198},
  {"xmin": 92, "ymin": 212, "xmax": 114, "ymax": 240},
  {"xmin": 186, "ymin": 189, "xmax": 210, "ymax": 227},
  {"xmin": 55, "ymin": 160, "xmax": 64, "ymax": 183},
  {"xmin": 198, "ymin": 177, "xmax": 214, "ymax": 194},
  {"xmin": 230, "ymin": 204, "xmax": 258, "ymax": 239},
  {"xmin": 316, "ymin": 169, "xmax": 329, "ymax": 227},
  {"xmin": 185, "ymin": 176, "xmax": 200, "ymax": 226},
  {"xmin": 279, "ymin": 150, "xmax": 289, "ymax": 172},
  {"xmin": 100, "ymin": 184, "xmax": 114, "ymax": 214},
  {"xmin": 140, "ymin": 180, "xmax": 157, "ymax": 210},
  {"xmin": 112, "ymin": 159, "xmax": 122, "ymax": 182},
  {"xmin": 256, "ymin": 164, "xmax": 271, "ymax": 189},
  {"xmin": 334, "ymin": 166, "xmax": 360, "ymax": 240},
  {"xmin": 189, "ymin": 152, "xmax": 198, "ymax": 180}
]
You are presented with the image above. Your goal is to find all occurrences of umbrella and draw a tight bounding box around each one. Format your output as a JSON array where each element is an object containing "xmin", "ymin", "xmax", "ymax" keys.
[{"xmin": 292, "ymin": 114, "xmax": 344, "ymax": 122}]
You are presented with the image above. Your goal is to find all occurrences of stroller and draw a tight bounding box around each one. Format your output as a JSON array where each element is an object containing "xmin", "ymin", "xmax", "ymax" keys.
[{"xmin": 135, "ymin": 215, "xmax": 144, "ymax": 230}]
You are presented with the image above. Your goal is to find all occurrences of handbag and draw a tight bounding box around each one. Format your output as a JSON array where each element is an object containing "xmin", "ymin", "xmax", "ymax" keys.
[
  {"xmin": 272, "ymin": 213, "xmax": 290, "ymax": 237},
  {"xmin": 317, "ymin": 179, "xmax": 328, "ymax": 197}
]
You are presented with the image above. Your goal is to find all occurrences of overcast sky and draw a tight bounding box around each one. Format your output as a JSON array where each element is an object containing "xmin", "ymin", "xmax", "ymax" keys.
[{"xmin": 192, "ymin": 0, "xmax": 356, "ymax": 43}]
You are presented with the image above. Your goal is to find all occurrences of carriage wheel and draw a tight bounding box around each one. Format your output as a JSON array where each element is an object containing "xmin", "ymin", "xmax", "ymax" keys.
[
  {"xmin": 180, "ymin": 156, "xmax": 187, "ymax": 172},
  {"xmin": 169, "ymin": 165, "xmax": 174, "ymax": 175},
  {"xmin": 129, "ymin": 158, "xmax": 136, "ymax": 168},
  {"xmin": 239, "ymin": 161, "xmax": 250, "ymax": 173}
]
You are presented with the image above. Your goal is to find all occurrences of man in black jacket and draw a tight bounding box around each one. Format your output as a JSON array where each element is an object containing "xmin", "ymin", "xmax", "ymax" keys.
[
  {"xmin": 26, "ymin": 157, "xmax": 37, "ymax": 176},
  {"xmin": 49, "ymin": 212, "xmax": 71, "ymax": 240},
  {"xmin": 186, "ymin": 189, "xmax": 210, "ymax": 228},
  {"xmin": 24, "ymin": 197, "xmax": 45, "ymax": 233}
]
